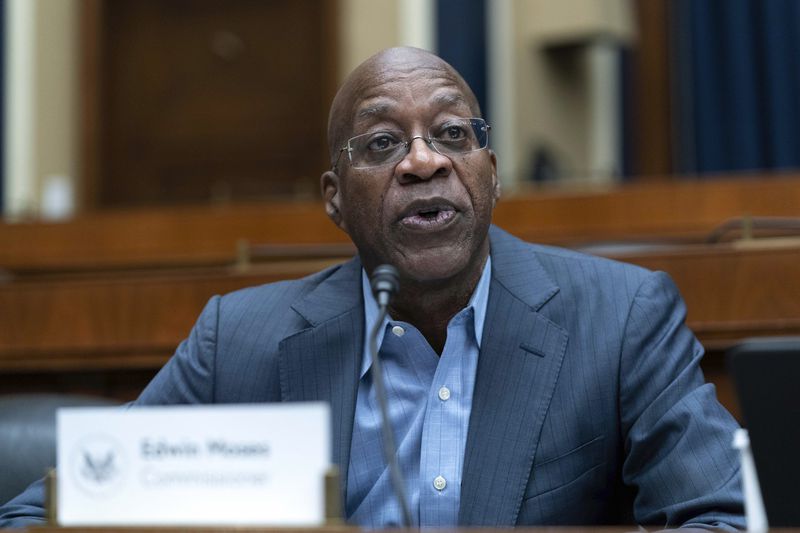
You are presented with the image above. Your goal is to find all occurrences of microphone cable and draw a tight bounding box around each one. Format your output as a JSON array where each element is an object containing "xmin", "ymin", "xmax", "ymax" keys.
[{"xmin": 368, "ymin": 264, "xmax": 413, "ymax": 527}]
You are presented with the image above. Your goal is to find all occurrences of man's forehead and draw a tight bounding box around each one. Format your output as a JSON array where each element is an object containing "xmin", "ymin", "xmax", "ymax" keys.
[
  {"xmin": 326, "ymin": 47, "xmax": 481, "ymax": 158},
  {"xmin": 348, "ymin": 58, "xmax": 474, "ymax": 112},
  {"xmin": 354, "ymin": 91, "xmax": 471, "ymax": 121}
]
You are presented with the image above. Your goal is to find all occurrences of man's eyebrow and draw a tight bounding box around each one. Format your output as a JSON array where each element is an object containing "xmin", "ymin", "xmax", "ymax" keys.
[
  {"xmin": 434, "ymin": 93, "xmax": 467, "ymax": 107},
  {"xmin": 357, "ymin": 103, "xmax": 392, "ymax": 119}
]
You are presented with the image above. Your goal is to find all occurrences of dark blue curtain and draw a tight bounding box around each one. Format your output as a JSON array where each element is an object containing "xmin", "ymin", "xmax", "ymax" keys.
[
  {"xmin": 436, "ymin": 0, "xmax": 488, "ymax": 120},
  {"xmin": 0, "ymin": 0, "xmax": 5, "ymax": 211},
  {"xmin": 673, "ymin": 0, "xmax": 800, "ymax": 174}
]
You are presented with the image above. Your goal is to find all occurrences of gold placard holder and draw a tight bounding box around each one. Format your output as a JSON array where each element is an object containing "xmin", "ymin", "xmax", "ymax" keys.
[
  {"xmin": 44, "ymin": 468, "xmax": 57, "ymax": 525},
  {"xmin": 325, "ymin": 465, "xmax": 344, "ymax": 526}
]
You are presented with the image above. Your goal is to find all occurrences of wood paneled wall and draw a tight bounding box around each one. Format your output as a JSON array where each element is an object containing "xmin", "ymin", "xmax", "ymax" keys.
[{"xmin": 80, "ymin": 0, "xmax": 338, "ymax": 209}]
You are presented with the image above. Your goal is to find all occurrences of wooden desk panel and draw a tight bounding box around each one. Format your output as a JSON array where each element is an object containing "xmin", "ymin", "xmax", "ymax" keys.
[
  {"xmin": 3, "ymin": 173, "xmax": 799, "ymax": 273},
  {"xmin": 498, "ymin": 172, "xmax": 800, "ymax": 246},
  {"xmin": 0, "ymin": 261, "xmax": 342, "ymax": 374},
  {"xmin": 0, "ymin": 203, "xmax": 348, "ymax": 273}
]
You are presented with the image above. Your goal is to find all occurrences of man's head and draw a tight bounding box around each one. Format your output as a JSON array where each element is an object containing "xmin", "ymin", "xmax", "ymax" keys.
[{"xmin": 321, "ymin": 47, "xmax": 500, "ymax": 289}]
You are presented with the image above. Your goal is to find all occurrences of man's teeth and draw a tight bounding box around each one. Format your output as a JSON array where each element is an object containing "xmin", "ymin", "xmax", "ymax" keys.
[{"xmin": 417, "ymin": 205, "xmax": 452, "ymax": 215}]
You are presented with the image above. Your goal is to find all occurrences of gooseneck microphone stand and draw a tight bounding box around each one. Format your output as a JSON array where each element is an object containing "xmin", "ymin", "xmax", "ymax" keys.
[{"xmin": 369, "ymin": 264, "xmax": 413, "ymax": 528}]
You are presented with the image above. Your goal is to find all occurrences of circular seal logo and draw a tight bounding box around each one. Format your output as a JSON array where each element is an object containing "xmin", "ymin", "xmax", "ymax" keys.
[{"xmin": 71, "ymin": 434, "xmax": 127, "ymax": 496}]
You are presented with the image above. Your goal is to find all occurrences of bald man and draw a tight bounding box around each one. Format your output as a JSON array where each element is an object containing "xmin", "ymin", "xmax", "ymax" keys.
[{"xmin": 0, "ymin": 48, "xmax": 744, "ymax": 529}]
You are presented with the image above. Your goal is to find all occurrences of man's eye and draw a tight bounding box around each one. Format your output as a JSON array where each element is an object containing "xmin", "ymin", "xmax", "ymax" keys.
[
  {"xmin": 445, "ymin": 125, "xmax": 467, "ymax": 139},
  {"xmin": 435, "ymin": 123, "xmax": 468, "ymax": 142},
  {"xmin": 366, "ymin": 134, "xmax": 399, "ymax": 152}
]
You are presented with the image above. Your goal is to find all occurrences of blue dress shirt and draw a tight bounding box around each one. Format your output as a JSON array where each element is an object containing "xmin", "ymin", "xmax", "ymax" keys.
[{"xmin": 346, "ymin": 258, "xmax": 491, "ymax": 527}]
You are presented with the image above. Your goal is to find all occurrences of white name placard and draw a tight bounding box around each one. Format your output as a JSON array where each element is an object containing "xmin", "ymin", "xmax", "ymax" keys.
[{"xmin": 56, "ymin": 403, "xmax": 331, "ymax": 526}]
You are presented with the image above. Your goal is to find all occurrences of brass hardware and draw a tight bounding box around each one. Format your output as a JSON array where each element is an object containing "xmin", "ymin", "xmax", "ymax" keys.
[
  {"xmin": 742, "ymin": 214, "xmax": 753, "ymax": 241},
  {"xmin": 324, "ymin": 465, "xmax": 343, "ymax": 525},
  {"xmin": 235, "ymin": 238, "xmax": 251, "ymax": 271},
  {"xmin": 45, "ymin": 468, "xmax": 57, "ymax": 525}
]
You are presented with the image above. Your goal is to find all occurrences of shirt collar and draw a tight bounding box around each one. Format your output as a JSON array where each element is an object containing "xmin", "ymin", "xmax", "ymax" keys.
[{"xmin": 360, "ymin": 256, "xmax": 492, "ymax": 378}]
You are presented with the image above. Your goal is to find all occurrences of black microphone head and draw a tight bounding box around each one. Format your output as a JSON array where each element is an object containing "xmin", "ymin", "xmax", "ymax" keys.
[{"xmin": 370, "ymin": 264, "xmax": 400, "ymax": 307}]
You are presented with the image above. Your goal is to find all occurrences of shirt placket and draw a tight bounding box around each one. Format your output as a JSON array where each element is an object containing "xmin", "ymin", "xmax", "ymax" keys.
[{"xmin": 419, "ymin": 309, "xmax": 473, "ymax": 527}]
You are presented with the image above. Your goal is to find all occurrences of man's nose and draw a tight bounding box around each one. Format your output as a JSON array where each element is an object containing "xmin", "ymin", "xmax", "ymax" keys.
[{"xmin": 395, "ymin": 137, "xmax": 452, "ymax": 182}]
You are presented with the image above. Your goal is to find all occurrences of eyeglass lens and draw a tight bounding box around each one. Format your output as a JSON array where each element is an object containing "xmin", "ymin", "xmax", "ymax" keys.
[{"xmin": 347, "ymin": 118, "xmax": 489, "ymax": 169}]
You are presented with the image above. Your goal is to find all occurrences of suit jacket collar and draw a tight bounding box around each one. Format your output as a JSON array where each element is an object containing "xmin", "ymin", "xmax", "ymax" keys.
[
  {"xmin": 290, "ymin": 257, "xmax": 363, "ymax": 326},
  {"xmin": 486, "ymin": 225, "xmax": 561, "ymax": 311}
]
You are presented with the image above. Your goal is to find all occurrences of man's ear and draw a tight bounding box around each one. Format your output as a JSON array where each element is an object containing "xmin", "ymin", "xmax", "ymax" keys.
[
  {"xmin": 489, "ymin": 150, "xmax": 501, "ymax": 205},
  {"xmin": 321, "ymin": 170, "xmax": 346, "ymax": 231}
]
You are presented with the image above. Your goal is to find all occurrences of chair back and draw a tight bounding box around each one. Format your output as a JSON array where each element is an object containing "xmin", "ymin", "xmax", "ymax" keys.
[{"xmin": 0, "ymin": 394, "xmax": 118, "ymax": 505}]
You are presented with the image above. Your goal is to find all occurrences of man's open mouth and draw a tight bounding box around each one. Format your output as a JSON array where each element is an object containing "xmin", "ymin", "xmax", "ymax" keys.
[{"xmin": 399, "ymin": 204, "xmax": 457, "ymax": 229}]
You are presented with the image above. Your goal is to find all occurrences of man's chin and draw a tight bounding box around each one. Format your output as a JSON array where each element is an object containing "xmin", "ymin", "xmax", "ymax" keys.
[{"xmin": 392, "ymin": 248, "xmax": 482, "ymax": 286}]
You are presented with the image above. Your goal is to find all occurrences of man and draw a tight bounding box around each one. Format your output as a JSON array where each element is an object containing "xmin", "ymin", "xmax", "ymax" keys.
[{"xmin": 0, "ymin": 47, "xmax": 743, "ymax": 528}]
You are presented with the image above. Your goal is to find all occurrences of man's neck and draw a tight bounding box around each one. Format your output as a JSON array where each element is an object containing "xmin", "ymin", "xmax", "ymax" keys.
[{"xmin": 388, "ymin": 255, "xmax": 488, "ymax": 354}]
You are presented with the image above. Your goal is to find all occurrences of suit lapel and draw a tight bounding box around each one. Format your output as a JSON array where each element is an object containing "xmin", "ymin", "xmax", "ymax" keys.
[
  {"xmin": 459, "ymin": 227, "xmax": 569, "ymax": 526},
  {"xmin": 277, "ymin": 258, "xmax": 364, "ymax": 493}
]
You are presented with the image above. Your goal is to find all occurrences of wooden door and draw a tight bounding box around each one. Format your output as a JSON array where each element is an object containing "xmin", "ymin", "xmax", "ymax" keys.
[{"xmin": 81, "ymin": 0, "xmax": 338, "ymax": 208}]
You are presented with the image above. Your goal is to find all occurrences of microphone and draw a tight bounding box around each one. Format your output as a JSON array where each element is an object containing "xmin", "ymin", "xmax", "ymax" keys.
[
  {"xmin": 367, "ymin": 264, "xmax": 412, "ymax": 527},
  {"xmin": 370, "ymin": 264, "xmax": 399, "ymax": 307}
]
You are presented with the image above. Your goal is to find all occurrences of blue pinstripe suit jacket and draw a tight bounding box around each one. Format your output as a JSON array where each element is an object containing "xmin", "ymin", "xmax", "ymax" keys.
[{"xmin": 0, "ymin": 226, "xmax": 744, "ymax": 528}]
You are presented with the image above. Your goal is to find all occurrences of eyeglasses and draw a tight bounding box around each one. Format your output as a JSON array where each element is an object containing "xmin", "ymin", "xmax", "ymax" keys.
[{"xmin": 333, "ymin": 117, "xmax": 490, "ymax": 170}]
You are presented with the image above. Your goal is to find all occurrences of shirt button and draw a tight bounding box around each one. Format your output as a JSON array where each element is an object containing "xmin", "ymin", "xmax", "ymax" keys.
[
  {"xmin": 433, "ymin": 475, "xmax": 447, "ymax": 491},
  {"xmin": 391, "ymin": 325, "xmax": 405, "ymax": 337},
  {"xmin": 438, "ymin": 386, "xmax": 451, "ymax": 401}
]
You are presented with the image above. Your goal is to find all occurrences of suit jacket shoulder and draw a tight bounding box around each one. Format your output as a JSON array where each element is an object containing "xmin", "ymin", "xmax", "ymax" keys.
[
  {"xmin": 480, "ymin": 225, "xmax": 743, "ymax": 529},
  {"xmin": 136, "ymin": 258, "xmax": 364, "ymax": 406}
]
